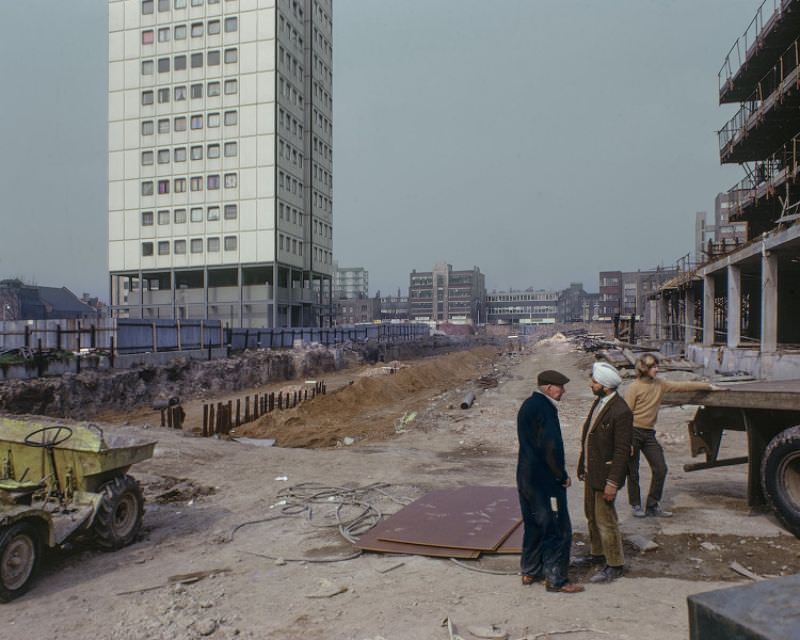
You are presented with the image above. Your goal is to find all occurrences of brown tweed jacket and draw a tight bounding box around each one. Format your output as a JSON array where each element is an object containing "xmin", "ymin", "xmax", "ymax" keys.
[{"xmin": 577, "ymin": 393, "xmax": 633, "ymax": 492}]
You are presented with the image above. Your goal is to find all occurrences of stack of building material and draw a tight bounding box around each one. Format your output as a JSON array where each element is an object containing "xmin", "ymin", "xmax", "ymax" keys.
[{"xmin": 355, "ymin": 486, "xmax": 523, "ymax": 558}]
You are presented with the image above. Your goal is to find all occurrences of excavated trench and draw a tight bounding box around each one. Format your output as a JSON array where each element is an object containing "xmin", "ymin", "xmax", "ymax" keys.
[{"xmin": 0, "ymin": 337, "xmax": 488, "ymax": 420}]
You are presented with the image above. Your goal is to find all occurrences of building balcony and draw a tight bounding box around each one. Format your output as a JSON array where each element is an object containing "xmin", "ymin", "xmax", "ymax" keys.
[
  {"xmin": 719, "ymin": 0, "xmax": 800, "ymax": 103},
  {"xmin": 718, "ymin": 42, "xmax": 800, "ymax": 163}
]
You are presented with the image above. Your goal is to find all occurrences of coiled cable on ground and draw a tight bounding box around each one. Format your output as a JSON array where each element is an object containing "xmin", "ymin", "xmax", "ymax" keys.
[{"xmin": 228, "ymin": 481, "xmax": 413, "ymax": 562}]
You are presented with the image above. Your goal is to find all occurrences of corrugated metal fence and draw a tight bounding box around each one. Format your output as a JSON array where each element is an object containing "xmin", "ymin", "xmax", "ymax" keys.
[
  {"xmin": 228, "ymin": 323, "xmax": 430, "ymax": 350},
  {"xmin": 0, "ymin": 319, "xmax": 431, "ymax": 355}
]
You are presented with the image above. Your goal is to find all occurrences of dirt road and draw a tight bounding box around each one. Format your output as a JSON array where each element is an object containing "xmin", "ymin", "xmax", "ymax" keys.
[{"xmin": 5, "ymin": 337, "xmax": 799, "ymax": 640}]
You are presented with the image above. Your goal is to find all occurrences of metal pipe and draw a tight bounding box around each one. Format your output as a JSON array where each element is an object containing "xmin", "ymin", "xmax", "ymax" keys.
[{"xmin": 460, "ymin": 392, "xmax": 476, "ymax": 410}]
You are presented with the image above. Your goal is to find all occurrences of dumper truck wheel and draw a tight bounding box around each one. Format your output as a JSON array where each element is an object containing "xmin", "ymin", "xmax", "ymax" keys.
[
  {"xmin": 761, "ymin": 425, "xmax": 800, "ymax": 538},
  {"xmin": 0, "ymin": 522, "xmax": 41, "ymax": 602},
  {"xmin": 93, "ymin": 475, "xmax": 144, "ymax": 550}
]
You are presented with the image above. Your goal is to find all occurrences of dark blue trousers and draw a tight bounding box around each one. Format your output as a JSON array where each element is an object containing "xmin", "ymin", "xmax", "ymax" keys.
[{"xmin": 518, "ymin": 486, "xmax": 571, "ymax": 587}]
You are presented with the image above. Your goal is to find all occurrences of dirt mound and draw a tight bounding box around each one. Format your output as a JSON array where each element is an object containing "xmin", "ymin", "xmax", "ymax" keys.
[{"xmin": 235, "ymin": 346, "xmax": 499, "ymax": 448}]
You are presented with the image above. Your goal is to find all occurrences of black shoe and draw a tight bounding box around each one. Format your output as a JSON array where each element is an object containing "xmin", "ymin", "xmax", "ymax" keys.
[
  {"xmin": 570, "ymin": 554, "xmax": 605, "ymax": 568},
  {"xmin": 589, "ymin": 565, "xmax": 624, "ymax": 583}
]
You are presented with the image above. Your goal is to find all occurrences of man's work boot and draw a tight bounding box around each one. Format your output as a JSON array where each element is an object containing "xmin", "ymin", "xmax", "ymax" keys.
[
  {"xmin": 545, "ymin": 581, "xmax": 585, "ymax": 593},
  {"xmin": 589, "ymin": 565, "xmax": 624, "ymax": 583},
  {"xmin": 570, "ymin": 554, "xmax": 605, "ymax": 568}
]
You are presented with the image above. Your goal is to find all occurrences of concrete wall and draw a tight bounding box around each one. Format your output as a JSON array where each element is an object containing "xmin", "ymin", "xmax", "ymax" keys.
[{"xmin": 687, "ymin": 344, "xmax": 800, "ymax": 380}]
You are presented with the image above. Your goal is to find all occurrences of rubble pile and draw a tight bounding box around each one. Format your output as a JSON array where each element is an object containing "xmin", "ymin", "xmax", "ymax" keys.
[{"xmin": 0, "ymin": 348, "xmax": 333, "ymax": 419}]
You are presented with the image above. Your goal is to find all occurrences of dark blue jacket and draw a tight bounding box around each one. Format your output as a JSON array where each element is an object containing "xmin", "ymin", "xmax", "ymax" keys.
[{"xmin": 516, "ymin": 391, "xmax": 568, "ymax": 496}]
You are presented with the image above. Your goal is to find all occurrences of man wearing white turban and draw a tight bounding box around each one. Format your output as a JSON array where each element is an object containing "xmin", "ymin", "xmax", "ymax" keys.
[{"xmin": 575, "ymin": 362, "xmax": 633, "ymax": 583}]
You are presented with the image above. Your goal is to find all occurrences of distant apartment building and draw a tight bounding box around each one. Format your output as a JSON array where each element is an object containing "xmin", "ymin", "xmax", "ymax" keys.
[
  {"xmin": 409, "ymin": 262, "xmax": 486, "ymax": 324},
  {"xmin": 695, "ymin": 211, "xmax": 715, "ymax": 263},
  {"xmin": 486, "ymin": 289, "xmax": 559, "ymax": 324},
  {"xmin": 598, "ymin": 271, "xmax": 622, "ymax": 320},
  {"xmin": 108, "ymin": 0, "xmax": 334, "ymax": 328},
  {"xmin": 333, "ymin": 265, "xmax": 368, "ymax": 299}
]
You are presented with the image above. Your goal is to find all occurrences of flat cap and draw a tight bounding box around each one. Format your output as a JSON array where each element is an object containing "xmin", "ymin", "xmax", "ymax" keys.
[{"xmin": 538, "ymin": 370, "xmax": 570, "ymax": 386}]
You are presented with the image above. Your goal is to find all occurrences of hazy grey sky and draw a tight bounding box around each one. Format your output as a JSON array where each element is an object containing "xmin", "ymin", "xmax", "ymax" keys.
[{"xmin": 0, "ymin": 0, "xmax": 755, "ymax": 298}]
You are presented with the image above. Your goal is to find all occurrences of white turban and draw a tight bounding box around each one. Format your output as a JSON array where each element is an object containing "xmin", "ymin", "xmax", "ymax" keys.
[{"xmin": 592, "ymin": 362, "xmax": 622, "ymax": 389}]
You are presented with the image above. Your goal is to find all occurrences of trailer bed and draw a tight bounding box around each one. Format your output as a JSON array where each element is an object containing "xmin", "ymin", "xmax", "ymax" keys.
[{"xmin": 662, "ymin": 380, "xmax": 800, "ymax": 411}]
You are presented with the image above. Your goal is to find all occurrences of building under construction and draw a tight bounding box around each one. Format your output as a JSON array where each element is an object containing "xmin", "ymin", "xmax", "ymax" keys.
[{"xmin": 652, "ymin": 0, "xmax": 800, "ymax": 379}]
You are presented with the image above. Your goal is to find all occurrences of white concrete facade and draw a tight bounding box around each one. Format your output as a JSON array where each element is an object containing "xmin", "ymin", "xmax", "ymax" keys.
[
  {"xmin": 108, "ymin": 0, "xmax": 333, "ymax": 327},
  {"xmin": 333, "ymin": 265, "xmax": 369, "ymax": 300}
]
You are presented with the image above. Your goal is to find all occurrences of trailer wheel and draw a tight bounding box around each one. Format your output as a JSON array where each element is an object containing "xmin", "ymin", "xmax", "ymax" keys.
[
  {"xmin": 761, "ymin": 425, "xmax": 800, "ymax": 538},
  {"xmin": 0, "ymin": 522, "xmax": 41, "ymax": 602},
  {"xmin": 93, "ymin": 475, "xmax": 144, "ymax": 550}
]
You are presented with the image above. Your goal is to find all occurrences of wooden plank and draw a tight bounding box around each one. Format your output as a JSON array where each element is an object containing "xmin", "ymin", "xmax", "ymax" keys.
[{"xmin": 377, "ymin": 486, "xmax": 521, "ymax": 552}]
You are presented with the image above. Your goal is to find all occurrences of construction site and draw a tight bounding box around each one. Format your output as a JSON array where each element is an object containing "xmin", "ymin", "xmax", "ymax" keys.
[
  {"xmin": 3, "ymin": 1, "xmax": 800, "ymax": 639},
  {"xmin": 0, "ymin": 324, "xmax": 797, "ymax": 640}
]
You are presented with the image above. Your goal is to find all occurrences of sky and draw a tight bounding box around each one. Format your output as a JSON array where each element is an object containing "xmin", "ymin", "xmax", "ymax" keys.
[{"xmin": 0, "ymin": 0, "xmax": 757, "ymax": 299}]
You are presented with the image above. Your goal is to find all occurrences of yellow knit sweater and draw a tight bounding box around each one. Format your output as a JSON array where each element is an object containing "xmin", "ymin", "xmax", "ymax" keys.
[{"xmin": 623, "ymin": 377, "xmax": 712, "ymax": 429}]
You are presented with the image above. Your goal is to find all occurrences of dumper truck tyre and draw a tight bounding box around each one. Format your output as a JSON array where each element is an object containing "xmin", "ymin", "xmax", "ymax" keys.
[
  {"xmin": 93, "ymin": 475, "xmax": 144, "ymax": 550},
  {"xmin": 0, "ymin": 522, "xmax": 41, "ymax": 602},
  {"xmin": 761, "ymin": 425, "xmax": 800, "ymax": 538}
]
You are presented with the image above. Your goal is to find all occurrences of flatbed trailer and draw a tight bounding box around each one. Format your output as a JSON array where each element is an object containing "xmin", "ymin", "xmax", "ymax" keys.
[{"xmin": 663, "ymin": 380, "xmax": 800, "ymax": 536}]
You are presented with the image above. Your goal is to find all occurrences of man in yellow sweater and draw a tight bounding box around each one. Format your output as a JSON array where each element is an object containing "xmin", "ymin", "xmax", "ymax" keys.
[{"xmin": 624, "ymin": 354, "xmax": 716, "ymax": 517}]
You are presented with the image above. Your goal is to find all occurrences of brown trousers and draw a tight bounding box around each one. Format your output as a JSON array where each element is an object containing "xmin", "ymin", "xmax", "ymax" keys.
[{"xmin": 584, "ymin": 483, "xmax": 624, "ymax": 567}]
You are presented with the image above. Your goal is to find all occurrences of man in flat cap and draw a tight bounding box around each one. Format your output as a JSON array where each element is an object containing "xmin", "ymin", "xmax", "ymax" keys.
[
  {"xmin": 516, "ymin": 369, "xmax": 583, "ymax": 593},
  {"xmin": 575, "ymin": 362, "xmax": 633, "ymax": 583}
]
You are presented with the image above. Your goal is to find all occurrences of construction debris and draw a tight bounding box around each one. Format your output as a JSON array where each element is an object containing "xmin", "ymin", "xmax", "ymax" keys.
[
  {"xmin": 729, "ymin": 561, "xmax": 764, "ymax": 581},
  {"xmin": 564, "ymin": 330, "xmax": 701, "ymax": 371},
  {"xmin": 627, "ymin": 534, "xmax": 659, "ymax": 553},
  {"xmin": 466, "ymin": 624, "xmax": 508, "ymax": 639}
]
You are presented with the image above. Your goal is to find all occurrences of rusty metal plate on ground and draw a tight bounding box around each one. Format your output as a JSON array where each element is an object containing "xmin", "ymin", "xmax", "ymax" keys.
[
  {"xmin": 493, "ymin": 520, "xmax": 522, "ymax": 554},
  {"xmin": 377, "ymin": 486, "xmax": 521, "ymax": 551},
  {"xmin": 355, "ymin": 517, "xmax": 480, "ymax": 559}
]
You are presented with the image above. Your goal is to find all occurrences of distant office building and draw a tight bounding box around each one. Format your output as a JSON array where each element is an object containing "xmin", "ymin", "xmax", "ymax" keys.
[
  {"xmin": 409, "ymin": 262, "xmax": 486, "ymax": 324},
  {"xmin": 558, "ymin": 282, "xmax": 598, "ymax": 323},
  {"xmin": 598, "ymin": 268, "xmax": 678, "ymax": 321},
  {"xmin": 694, "ymin": 194, "xmax": 747, "ymax": 264},
  {"xmin": 379, "ymin": 293, "xmax": 410, "ymax": 322},
  {"xmin": 0, "ymin": 280, "xmax": 96, "ymax": 321},
  {"xmin": 108, "ymin": 0, "xmax": 334, "ymax": 328},
  {"xmin": 486, "ymin": 289, "xmax": 559, "ymax": 324},
  {"xmin": 333, "ymin": 265, "xmax": 368, "ymax": 300},
  {"xmin": 334, "ymin": 295, "xmax": 380, "ymax": 325}
]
